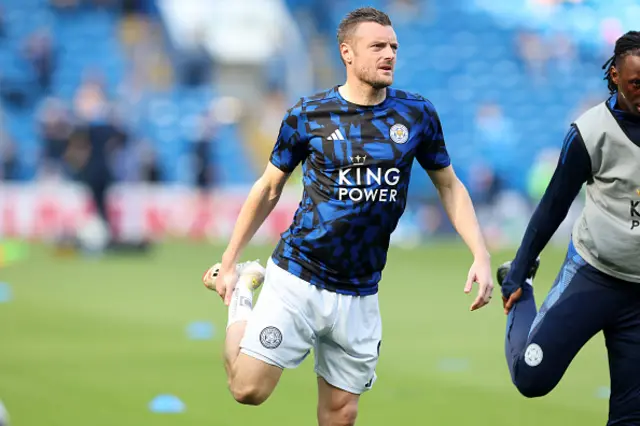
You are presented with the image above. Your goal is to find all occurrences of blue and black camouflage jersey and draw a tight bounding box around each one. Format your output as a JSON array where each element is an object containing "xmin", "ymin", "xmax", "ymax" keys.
[{"xmin": 269, "ymin": 86, "xmax": 451, "ymax": 295}]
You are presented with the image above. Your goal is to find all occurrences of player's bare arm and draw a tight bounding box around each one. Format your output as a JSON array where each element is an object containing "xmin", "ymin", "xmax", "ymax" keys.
[
  {"xmin": 217, "ymin": 163, "xmax": 290, "ymax": 305},
  {"xmin": 427, "ymin": 165, "xmax": 494, "ymax": 311}
]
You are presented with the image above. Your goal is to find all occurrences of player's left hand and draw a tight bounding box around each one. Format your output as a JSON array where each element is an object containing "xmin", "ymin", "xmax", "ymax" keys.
[{"xmin": 464, "ymin": 257, "xmax": 494, "ymax": 311}]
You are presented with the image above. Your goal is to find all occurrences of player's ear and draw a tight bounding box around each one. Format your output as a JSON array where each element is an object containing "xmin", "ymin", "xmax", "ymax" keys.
[
  {"xmin": 340, "ymin": 43, "xmax": 353, "ymax": 65},
  {"xmin": 611, "ymin": 65, "xmax": 620, "ymax": 86}
]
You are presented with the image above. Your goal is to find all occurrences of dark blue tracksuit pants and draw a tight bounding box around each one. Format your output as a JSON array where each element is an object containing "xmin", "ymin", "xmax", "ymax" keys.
[{"xmin": 506, "ymin": 241, "xmax": 640, "ymax": 425}]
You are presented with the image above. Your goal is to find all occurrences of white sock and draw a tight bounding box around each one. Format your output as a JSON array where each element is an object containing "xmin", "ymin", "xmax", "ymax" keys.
[{"xmin": 227, "ymin": 281, "xmax": 254, "ymax": 329}]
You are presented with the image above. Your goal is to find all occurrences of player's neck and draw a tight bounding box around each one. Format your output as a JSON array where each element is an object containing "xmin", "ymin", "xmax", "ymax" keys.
[
  {"xmin": 339, "ymin": 81, "xmax": 386, "ymax": 106},
  {"xmin": 615, "ymin": 92, "xmax": 640, "ymax": 120},
  {"xmin": 616, "ymin": 92, "xmax": 629, "ymax": 113}
]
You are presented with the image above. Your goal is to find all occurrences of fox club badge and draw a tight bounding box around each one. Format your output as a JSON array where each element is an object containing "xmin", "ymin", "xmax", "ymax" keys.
[{"xmin": 390, "ymin": 124, "xmax": 409, "ymax": 144}]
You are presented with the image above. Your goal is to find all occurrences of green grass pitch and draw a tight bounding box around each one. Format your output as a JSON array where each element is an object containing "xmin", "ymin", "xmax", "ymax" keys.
[{"xmin": 0, "ymin": 240, "xmax": 610, "ymax": 425}]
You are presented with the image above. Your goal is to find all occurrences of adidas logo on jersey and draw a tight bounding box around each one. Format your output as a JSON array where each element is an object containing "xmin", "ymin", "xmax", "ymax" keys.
[{"xmin": 326, "ymin": 129, "xmax": 346, "ymax": 141}]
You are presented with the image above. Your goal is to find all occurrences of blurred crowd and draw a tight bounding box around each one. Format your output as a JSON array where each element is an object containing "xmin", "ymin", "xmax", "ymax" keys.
[
  {"xmin": 0, "ymin": 0, "xmax": 630, "ymax": 246},
  {"xmin": 0, "ymin": 0, "xmax": 220, "ymax": 189}
]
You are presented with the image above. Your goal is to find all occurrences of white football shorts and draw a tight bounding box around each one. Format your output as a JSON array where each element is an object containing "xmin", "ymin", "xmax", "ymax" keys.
[{"xmin": 240, "ymin": 257, "xmax": 382, "ymax": 395}]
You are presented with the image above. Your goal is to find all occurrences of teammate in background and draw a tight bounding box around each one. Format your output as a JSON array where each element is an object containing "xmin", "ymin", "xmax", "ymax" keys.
[
  {"xmin": 204, "ymin": 7, "xmax": 494, "ymax": 425},
  {"xmin": 497, "ymin": 31, "xmax": 640, "ymax": 424}
]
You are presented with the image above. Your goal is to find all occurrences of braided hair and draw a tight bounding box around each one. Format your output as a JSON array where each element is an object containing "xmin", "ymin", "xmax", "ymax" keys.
[{"xmin": 603, "ymin": 31, "xmax": 640, "ymax": 94}]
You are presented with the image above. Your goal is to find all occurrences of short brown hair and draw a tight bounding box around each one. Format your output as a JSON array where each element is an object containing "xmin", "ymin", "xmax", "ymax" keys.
[{"xmin": 336, "ymin": 7, "xmax": 392, "ymax": 45}]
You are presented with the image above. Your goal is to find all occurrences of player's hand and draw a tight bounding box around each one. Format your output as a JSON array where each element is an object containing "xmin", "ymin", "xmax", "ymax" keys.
[
  {"xmin": 215, "ymin": 262, "xmax": 239, "ymax": 306},
  {"xmin": 464, "ymin": 257, "xmax": 494, "ymax": 311},
  {"xmin": 502, "ymin": 287, "xmax": 523, "ymax": 315}
]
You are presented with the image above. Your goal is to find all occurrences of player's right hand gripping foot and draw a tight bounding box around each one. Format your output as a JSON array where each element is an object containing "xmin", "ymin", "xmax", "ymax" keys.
[
  {"xmin": 496, "ymin": 258, "xmax": 540, "ymax": 314},
  {"xmin": 202, "ymin": 260, "xmax": 265, "ymax": 305}
]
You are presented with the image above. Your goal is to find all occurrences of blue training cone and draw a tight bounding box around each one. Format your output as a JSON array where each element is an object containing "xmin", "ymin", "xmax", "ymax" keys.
[
  {"xmin": 186, "ymin": 321, "xmax": 215, "ymax": 340},
  {"xmin": 0, "ymin": 283, "xmax": 12, "ymax": 303},
  {"xmin": 595, "ymin": 386, "xmax": 611, "ymax": 399},
  {"xmin": 149, "ymin": 394, "xmax": 185, "ymax": 413}
]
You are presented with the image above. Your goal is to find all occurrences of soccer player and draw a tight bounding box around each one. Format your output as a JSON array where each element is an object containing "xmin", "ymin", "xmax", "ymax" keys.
[
  {"xmin": 497, "ymin": 31, "xmax": 640, "ymax": 424},
  {"xmin": 208, "ymin": 7, "xmax": 494, "ymax": 425}
]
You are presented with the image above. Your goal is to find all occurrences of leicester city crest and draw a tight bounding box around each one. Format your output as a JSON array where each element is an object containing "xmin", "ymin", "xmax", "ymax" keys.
[
  {"xmin": 390, "ymin": 124, "xmax": 409, "ymax": 144},
  {"xmin": 259, "ymin": 326, "xmax": 283, "ymax": 349}
]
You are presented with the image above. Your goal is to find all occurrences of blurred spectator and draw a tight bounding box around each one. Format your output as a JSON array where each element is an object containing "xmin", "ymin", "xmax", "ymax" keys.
[
  {"xmin": 0, "ymin": 106, "xmax": 17, "ymax": 180},
  {"xmin": 22, "ymin": 29, "xmax": 56, "ymax": 94},
  {"xmin": 0, "ymin": 139, "xmax": 19, "ymax": 181},
  {"xmin": 136, "ymin": 140, "xmax": 161, "ymax": 183},
  {"xmin": 37, "ymin": 97, "xmax": 74, "ymax": 178},
  {"xmin": 191, "ymin": 111, "xmax": 218, "ymax": 190},
  {"xmin": 74, "ymin": 81, "xmax": 109, "ymax": 123},
  {"xmin": 467, "ymin": 162, "xmax": 503, "ymax": 208},
  {"xmin": 179, "ymin": 28, "xmax": 214, "ymax": 87},
  {"xmin": 466, "ymin": 162, "xmax": 505, "ymax": 248},
  {"xmin": 68, "ymin": 82, "xmax": 126, "ymax": 234}
]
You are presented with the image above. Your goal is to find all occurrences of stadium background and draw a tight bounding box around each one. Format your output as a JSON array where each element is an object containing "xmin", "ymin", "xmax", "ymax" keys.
[{"xmin": 0, "ymin": 0, "xmax": 634, "ymax": 424}]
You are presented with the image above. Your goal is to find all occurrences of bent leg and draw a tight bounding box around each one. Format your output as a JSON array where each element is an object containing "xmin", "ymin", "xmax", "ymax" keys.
[
  {"xmin": 506, "ymin": 246, "xmax": 615, "ymax": 397},
  {"xmin": 224, "ymin": 320, "xmax": 282, "ymax": 405},
  {"xmin": 228, "ymin": 258, "xmax": 315, "ymax": 405},
  {"xmin": 226, "ymin": 349, "xmax": 283, "ymax": 406}
]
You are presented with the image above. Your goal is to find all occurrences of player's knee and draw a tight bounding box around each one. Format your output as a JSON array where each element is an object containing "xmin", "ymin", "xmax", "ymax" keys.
[
  {"xmin": 513, "ymin": 372, "xmax": 555, "ymax": 398},
  {"xmin": 327, "ymin": 407, "xmax": 358, "ymax": 426},
  {"xmin": 229, "ymin": 381, "xmax": 270, "ymax": 406},
  {"xmin": 323, "ymin": 399, "xmax": 358, "ymax": 426},
  {"xmin": 340, "ymin": 404, "xmax": 358, "ymax": 426}
]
